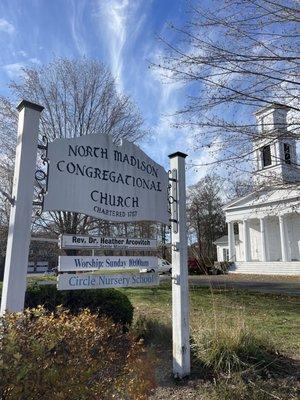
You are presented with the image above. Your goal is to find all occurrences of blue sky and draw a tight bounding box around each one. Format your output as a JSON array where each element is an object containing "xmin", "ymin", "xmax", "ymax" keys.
[{"xmin": 0, "ymin": 0, "xmax": 212, "ymax": 185}]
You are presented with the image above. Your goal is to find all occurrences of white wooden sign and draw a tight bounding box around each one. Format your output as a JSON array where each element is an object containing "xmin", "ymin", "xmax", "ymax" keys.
[
  {"xmin": 43, "ymin": 134, "xmax": 169, "ymax": 223},
  {"xmin": 57, "ymin": 272, "xmax": 159, "ymax": 290},
  {"xmin": 58, "ymin": 255, "xmax": 158, "ymax": 272},
  {"xmin": 59, "ymin": 234, "xmax": 157, "ymax": 250},
  {"xmin": 27, "ymin": 262, "xmax": 35, "ymax": 273},
  {"xmin": 0, "ymin": 99, "xmax": 190, "ymax": 379}
]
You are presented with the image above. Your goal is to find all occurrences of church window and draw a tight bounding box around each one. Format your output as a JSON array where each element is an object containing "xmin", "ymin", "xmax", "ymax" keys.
[
  {"xmin": 284, "ymin": 143, "xmax": 291, "ymax": 164},
  {"xmin": 223, "ymin": 248, "xmax": 229, "ymax": 261},
  {"xmin": 234, "ymin": 222, "xmax": 239, "ymax": 234},
  {"xmin": 261, "ymin": 116, "xmax": 266, "ymax": 131},
  {"xmin": 262, "ymin": 145, "xmax": 272, "ymax": 167}
]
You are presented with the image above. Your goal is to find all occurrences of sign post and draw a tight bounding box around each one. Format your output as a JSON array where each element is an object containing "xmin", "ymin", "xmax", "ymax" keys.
[
  {"xmin": 0, "ymin": 100, "xmax": 44, "ymax": 315},
  {"xmin": 169, "ymin": 152, "xmax": 190, "ymax": 378}
]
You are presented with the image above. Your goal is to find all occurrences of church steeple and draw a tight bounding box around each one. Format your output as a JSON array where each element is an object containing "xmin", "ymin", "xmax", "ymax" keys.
[{"xmin": 252, "ymin": 104, "xmax": 300, "ymax": 186}]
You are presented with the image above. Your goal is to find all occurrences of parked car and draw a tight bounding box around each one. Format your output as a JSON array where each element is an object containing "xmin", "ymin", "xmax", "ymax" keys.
[{"xmin": 141, "ymin": 258, "xmax": 172, "ymax": 274}]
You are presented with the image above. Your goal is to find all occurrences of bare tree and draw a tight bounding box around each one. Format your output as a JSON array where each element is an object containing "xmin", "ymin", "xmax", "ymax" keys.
[
  {"xmin": 187, "ymin": 174, "xmax": 226, "ymax": 267},
  {"xmin": 0, "ymin": 58, "xmax": 146, "ymax": 238},
  {"xmin": 155, "ymin": 0, "xmax": 300, "ymax": 176}
]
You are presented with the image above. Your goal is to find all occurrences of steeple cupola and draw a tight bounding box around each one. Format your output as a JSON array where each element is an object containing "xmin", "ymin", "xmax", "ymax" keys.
[{"xmin": 252, "ymin": 104, "xmax": 300, "ymax": 186}]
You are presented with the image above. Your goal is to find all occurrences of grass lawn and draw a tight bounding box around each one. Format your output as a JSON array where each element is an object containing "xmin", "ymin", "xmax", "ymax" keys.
[
  {"xmin": 119, "ymin": 282, "xmax": 300, "ymax": 399},
  {"xmin": 1, "ymin": 277, "xmax": 299, "ymax": 399},
  {"xmin": 120, "ymin": 282, "xmax": 300, "ymax": 355}
]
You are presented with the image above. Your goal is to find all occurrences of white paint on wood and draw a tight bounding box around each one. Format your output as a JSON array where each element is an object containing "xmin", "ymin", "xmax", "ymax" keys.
[
  {"xmin": 242, "ymin": 220, "xmax": 250, "ymax": 262},
  {"xmin": 58, "ymin": 255, "xmax": 158, "ymax": 272},
  {"xmin": 57, "ymin": 272, "xmax": 159, "ymax": 290},
  {"xmin": 229, "ymin": 261, "xmax": 300, "ymax": 275},
  {"xmin": 228, "ymin": 222, "xmax": 236, "ymax": 261},
  {"xmin": 0, "ymin": 101, "xmax": 43, "ymax": 314},
  {"xmin": 260, "ymin": 218, "xmax": 267, "ymax": 262},
  {"xmin": 59, "ymin": 234, "xmax": 157, "ymax": 250},
  {"xmin": 169, "ymin": 152, "xmax": 190, "ymax": 378},
  {"xmin": 44, "ymin": 134, "xmax": 169, "ymax": 223},
  {"xmin": 279, "ymin": 215, "xmax": 290, "ymax": 261}
]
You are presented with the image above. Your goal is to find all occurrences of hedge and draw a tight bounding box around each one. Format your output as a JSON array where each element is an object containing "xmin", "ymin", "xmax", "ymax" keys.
[{"xmin": 25, "ymin": 284, "xmax": 134, "ymax": 326}]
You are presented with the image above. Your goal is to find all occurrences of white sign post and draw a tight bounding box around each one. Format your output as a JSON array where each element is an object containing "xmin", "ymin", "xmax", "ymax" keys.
[
  {"xmin": 0, "ymin": 100, "xmax": 44, "ymax": 315},
  {"xmin": 169, "ymin": 152, "xmax": 190, "ymax": 378}
]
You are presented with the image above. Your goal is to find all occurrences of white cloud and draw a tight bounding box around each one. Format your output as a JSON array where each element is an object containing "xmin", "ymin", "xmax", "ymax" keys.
[
  {"xmin": 70, "ymin": 0, "xmax": 88, "ymax": 56},
  {"xmin": 29, "ymin": 57, "xmax": 41, "ymax": 65},
  {"xmin": 94, "ymin": 0, "xmax": 144, "ymax": 91},
  {"xmin": 0, "ymin": 19, "xmax": 15, "ymax": 35},
  {"xmin": 3, "ymin": 62, "xmax": 24, "ymax": 79}
]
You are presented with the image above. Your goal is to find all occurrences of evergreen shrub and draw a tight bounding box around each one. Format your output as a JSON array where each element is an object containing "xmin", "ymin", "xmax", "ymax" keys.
[{"xmin": 25, "ymin": 284, "xmax": 134, "ymax": 326}]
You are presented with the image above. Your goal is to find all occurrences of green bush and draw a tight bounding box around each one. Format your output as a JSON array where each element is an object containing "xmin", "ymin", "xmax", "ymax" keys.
[
  {"xmin": 25, "ymin": 284, "xmax": 133, "ymax": 326},
  {"xmin": 0, "ymin": 307, "xmax": 155, "ymax": 399}
]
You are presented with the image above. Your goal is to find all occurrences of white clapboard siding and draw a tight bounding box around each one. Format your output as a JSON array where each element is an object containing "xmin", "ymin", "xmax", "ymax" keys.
[{"xmin": 229, "ymin": 262, "xmax": 300, "ymax": 276}]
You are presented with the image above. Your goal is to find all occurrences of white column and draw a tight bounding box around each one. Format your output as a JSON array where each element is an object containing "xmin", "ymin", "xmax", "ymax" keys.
[
  {"xmin": 228, "ymin": 221, "xmax": 236, "ymax": 261},
  {"xmin": 260, "ymin": 217, "xmax": 267, "ymax": 262},
  {"xmin": 279, "ymin": 215, "xmax": 290, "ymax": 262},
  {"xmin": 0, "ymin": 100, "xmax": 44, "ymax": 314},
  {"xmin": 242, "ymin": 220, "xmax": 250, "ymax": 262},
  {"xmin": 169, "ymin": 152, "xmax": 190, "ymax": 378}
]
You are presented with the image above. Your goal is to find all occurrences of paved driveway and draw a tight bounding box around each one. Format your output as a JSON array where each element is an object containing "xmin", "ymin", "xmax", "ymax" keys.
[{"xmin": 161, "ymin": 274, "xmax": 300, "ymax": 296}]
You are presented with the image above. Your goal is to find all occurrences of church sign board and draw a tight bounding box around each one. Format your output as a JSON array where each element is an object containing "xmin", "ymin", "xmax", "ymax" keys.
[
  {"xmin": 1, "ymin": 100, "xmax": 190, "ymax": 378},
  {"xmin": 58, "ymin": 255, "xmax": 158, "ymax": 272},
  {"xmin": 57, "ymin": 272, "xmax": 159, "ymax": 290},
  {"xmin": 59, "ymin": 234, "xmax": 157, "ymax": 250},
  {"xmin": 43, "ymin": 134, "xmax": 169, "ymax": 224}
]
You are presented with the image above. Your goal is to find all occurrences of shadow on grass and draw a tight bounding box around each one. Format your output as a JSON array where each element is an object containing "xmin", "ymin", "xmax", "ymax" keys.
[{"xmin": 132, "ymin": 315, "xmax": 172, "ymax": 347}]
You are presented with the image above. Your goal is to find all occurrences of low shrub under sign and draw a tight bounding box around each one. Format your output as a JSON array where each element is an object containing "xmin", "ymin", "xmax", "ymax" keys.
[
  {"xmin": 0, "ymin": 307, "xmax": 155, "ymax": 400},
  {"xmin": 25, "ymin": 283, "xmax": 133, "ymax": 326}
]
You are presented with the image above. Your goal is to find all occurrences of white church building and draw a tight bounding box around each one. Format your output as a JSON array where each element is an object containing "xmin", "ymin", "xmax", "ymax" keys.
[{"xmin": 216, "ymin": 104, "xmax": 300, "ymax": 275}]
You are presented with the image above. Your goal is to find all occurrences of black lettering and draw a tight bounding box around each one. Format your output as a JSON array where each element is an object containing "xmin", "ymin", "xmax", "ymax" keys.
[
  {"xmin": 94, "ymin": 168, "xmax": 101, "ymax": 179},
  {"xmin": 132, "ymin": 197, "xmax": 139, "ymax": 208},
  {"xmin": 117, "ymin": 196, "xmax": 124, "ymax": 207},
  {"xmin": 102, "ymin": 170, "xmax": 109, "ymax": 180},
  {"xmin": 68, "ymin": 145, "xmax": 77, "ymax": 157},
  {"xmin": 57, "ymin": 160, "xmax": 65, "ymax": 171},
  {"xmin": 101, "ymin": 148, "xmax": 108, "ymax": 159},
  {"xmin": 86, "ymin": 146, "xmax": 93, "ymax": 157},
  {"xmin": 114, "ymin": 150, "xmax": 122, "ymax": 161},
  {"xmin": 75, "ymin": 163, "xmax": 85, "ymax": 176},
  {"xmin": 66, "ymin": 162, "xmax": 76, "ymax": 174},
  {"xmin": 136, "ymin": 177, "xmax": 143, "ymax": 188},
  {"xmin": 91, "ymin": 190, "xmax": 99, "ymax": 201},
  {"xmin": 142, "ymin": 179, "xmax": 149, "ymax": 189},
  {"xmin": 78, "ymin": 146, "xmax": 85, "ymax": 157}
]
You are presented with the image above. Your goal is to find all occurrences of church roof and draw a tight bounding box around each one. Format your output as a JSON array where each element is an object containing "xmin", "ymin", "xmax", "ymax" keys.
[
  {"xmin": 225, "ymin": 186, "xmax": 299, "ymax": 210},
  {"xmin": 224, "ymin": 186, "xmax": 299, "ymax": 219},
  {"xmin": 213, "ymin": 235, "xmax": 239, "ymax": 246},
  {"xmin": 253, "ymin": 103, "xmax": 290, "ymax": 116}
]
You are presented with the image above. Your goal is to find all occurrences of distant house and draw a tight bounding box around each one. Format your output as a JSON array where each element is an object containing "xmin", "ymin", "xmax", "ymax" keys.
[
  {"xmin": 214, "ymin": 235, "xmax": 239, "ymax": 262},
  {"xmin": 217, "ymin": 104, "xmax": 300, "ymax": 275}
]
